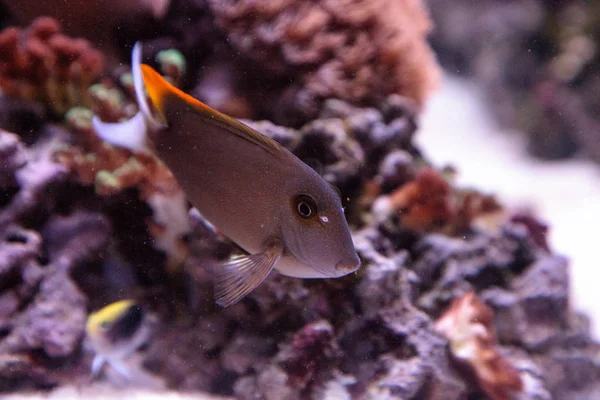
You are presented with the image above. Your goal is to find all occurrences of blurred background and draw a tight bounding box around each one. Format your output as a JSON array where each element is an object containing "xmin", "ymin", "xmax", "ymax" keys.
[
  {"xmin": 423, "ymin": 0, "xmax": 600, "ymax": 337},
  {"xmin": 418, "ymin": 76, "xmax": 600, "ymax": 337}
]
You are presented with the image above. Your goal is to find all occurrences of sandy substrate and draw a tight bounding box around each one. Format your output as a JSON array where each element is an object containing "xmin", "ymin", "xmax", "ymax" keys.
[
  {"xmin": 417, "ymin": 74, "xmax": 600, "ymax": 338},
  {"xmin": 0, "ymin": 386, "xmax": 231, "ymax": 400}
]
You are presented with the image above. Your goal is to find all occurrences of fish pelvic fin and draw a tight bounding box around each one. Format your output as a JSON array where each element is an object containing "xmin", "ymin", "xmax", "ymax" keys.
[
  {"xmin": 139, "ymin": 63, "xmax": 284, "ymax": 157},
  {"xmin": 214, "ymin": 242, "xmax": 283, "ymax": 307}
]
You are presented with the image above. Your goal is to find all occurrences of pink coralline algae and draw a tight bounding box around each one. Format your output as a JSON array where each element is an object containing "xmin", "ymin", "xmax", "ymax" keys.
[
  {"xmin": 435, "ymin": 292, "xmax": 523, "ymax": 400},
  {"xmin": 371, "ymin": 168, "xmax": 502, "ymax": 235}
]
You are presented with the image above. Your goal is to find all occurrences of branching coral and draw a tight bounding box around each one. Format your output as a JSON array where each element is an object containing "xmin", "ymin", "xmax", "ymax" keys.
[
  {"xmin": 435, "ymin": 292, "xmax": 523, "ymax": 400},
  {"xmin": 206, "ymin": 0, "xmax": 440, "ymax": 124},
  {"xmin": 0, "ymin": 17, "xmax": 104, "ymax": 115},
  {"xmin": 0, "ymin": 17, "xmax": 190, "ymax": 268},
  {"xmin": 3, "ymin": 0, "xmax": 439, "ymax": 127}
]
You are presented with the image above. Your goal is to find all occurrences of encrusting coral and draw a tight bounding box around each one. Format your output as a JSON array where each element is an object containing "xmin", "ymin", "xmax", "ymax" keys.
[{"xmin": 370, "ymin": 167, "xmax": 502, "ymax": 235}]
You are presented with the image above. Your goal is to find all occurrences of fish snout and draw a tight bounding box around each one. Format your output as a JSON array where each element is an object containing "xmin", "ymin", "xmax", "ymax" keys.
[{"xmin": 335, "ymin": 254, "xmax": 361, "ymax": 275}]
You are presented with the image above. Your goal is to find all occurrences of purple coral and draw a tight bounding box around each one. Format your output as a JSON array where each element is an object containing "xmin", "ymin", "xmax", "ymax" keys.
[{"xmin": 278, "ymin": 320, "xmax": 340, "ymax": 388}]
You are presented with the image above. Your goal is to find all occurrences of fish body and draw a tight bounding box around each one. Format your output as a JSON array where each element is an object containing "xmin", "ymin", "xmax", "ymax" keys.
[
  {"xmin": 153, "ymin": 94, "xmax": 348, "ymax": 279},
  {"xmin": 93, "ymin": 44, "xmax": 360, "ymax": 306},
  {"xmin": 86, "ymin": 300, "xmax": 150, "ymax": 378}
]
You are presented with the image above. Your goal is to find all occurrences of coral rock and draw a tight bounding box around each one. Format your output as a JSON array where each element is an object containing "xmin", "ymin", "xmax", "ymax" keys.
[
  {"xmin": 512, "ymin": 255, "xmax": 570, "ymax": 350},
  {"xmin": 0, "ymin": 270, "xmax": 86, "ymax": 358},
  {"xmin": 0, "ymin": 129, "xmax": 68, "ymax": 230},
  {"xmin": 277, "ymin": 320, "xmax": 340, "ymax": 389}
]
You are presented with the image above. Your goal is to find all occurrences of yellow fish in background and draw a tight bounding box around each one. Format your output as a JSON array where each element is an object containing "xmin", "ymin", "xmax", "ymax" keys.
[
  {"xmin": 86, "ymin": 300, "xmax": 151, "ymax": 379},
  {"xmin": 93, "ymin": 43, "xmax": 361, "ymax": 307}
]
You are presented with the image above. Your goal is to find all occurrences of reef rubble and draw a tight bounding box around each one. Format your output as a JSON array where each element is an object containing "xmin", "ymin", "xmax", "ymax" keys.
[{"xmin": 1, "ymin": 91, "xmax": 598, "ymax": 398}]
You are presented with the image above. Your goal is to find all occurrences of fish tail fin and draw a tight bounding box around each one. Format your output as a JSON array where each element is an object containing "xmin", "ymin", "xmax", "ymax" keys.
[
  {"xmin": 140, "ymin": 63, "xmax": 223, "ymax": 121},
  {"xmin": 92, "ymin": 111, "xmax": 152, "ymax": 153},
  {"xmin": 140, "ymin": 62, "xmax": 284, "ymax": 155},
  {"xmin": 92, "ymin": 42, "xmax": 162, "ymax": 153},
  {"xmin": 132, "ymin": 43, "xmax": 164, "ymax": 131},
  {"xmin": 139, "ymin": 64, "xmax": 170, "ymax": 118}
]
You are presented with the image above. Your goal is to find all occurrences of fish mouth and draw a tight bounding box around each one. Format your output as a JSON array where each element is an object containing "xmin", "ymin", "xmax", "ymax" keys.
[
  {"xmin": 286, "ymin": 230, "xmax": 335, "ymax": 278},
  {"xmin": 307, "ymin": 260, "xmax": 334, "ymax": 277},
  {"xmin": 335, "ymin": 260, "xmax": 360, "ymax": 275}
]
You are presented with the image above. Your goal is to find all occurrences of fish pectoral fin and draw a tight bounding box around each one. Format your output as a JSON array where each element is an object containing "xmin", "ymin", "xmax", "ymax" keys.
[{"xmin": 214, "ymin": 243, "xmax": 283, "ymax": 307}]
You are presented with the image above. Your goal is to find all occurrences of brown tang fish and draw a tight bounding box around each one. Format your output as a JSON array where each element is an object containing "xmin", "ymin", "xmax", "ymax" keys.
[{"xmin": 93, "ymin": 43, "xmax": 360, "ymax": 307}]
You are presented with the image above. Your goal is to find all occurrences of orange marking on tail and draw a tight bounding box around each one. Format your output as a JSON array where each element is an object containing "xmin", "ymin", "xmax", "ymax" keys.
[{"xmin": 140, "ymin": 64, "xmax": 220, "ymax": 119}]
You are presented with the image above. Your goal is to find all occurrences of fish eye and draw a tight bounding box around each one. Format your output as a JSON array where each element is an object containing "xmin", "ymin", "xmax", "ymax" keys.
[
  {"xmin": 100, "ymin": 321, "xmax": 109, "ymax": 331},
  {"xmin": 294, "ymin": 195, "xmax": 317, "ymax": 220}
]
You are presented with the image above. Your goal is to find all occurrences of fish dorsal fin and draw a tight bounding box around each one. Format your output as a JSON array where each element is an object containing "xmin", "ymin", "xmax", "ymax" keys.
[{"xmin": 140, "ymin": 64, "xmax": 283, "ymax": 157}]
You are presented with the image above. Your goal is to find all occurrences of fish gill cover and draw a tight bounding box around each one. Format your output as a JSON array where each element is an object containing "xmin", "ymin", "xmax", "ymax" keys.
[{"xmin": 0, "ymin": 2, "xmax": 598, "ymax": 400}]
